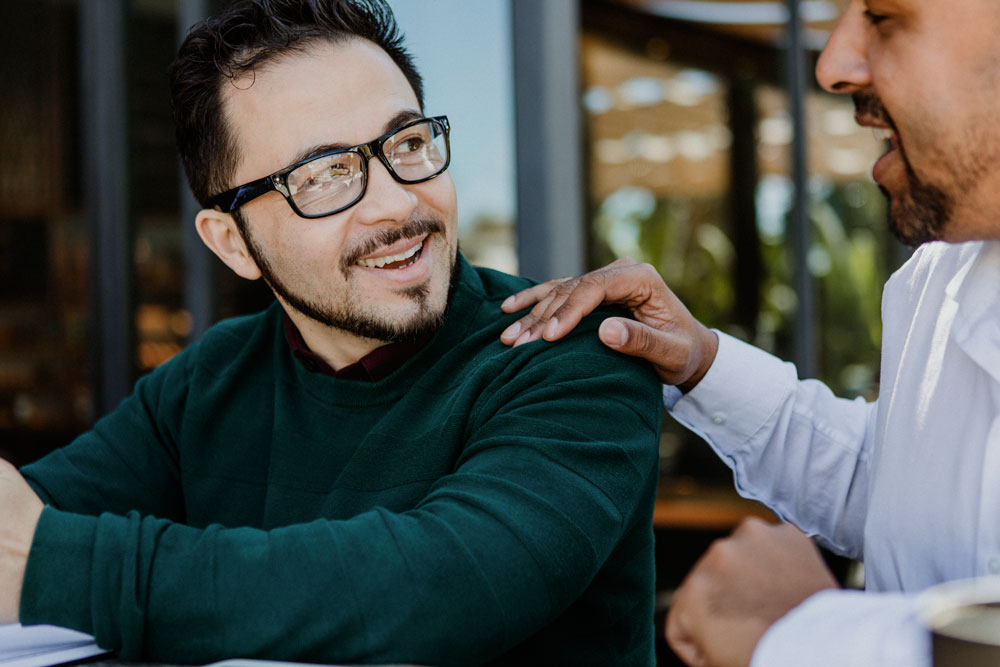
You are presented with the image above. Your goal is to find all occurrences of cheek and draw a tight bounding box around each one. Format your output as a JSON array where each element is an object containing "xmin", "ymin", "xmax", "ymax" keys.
[
  {"xmin": 262, "ymin": 217, "xmax": 352, "ymax": 276},
  {"xmin": 419, "ymin": 174, "xmax": 457, "ymax": 219}
]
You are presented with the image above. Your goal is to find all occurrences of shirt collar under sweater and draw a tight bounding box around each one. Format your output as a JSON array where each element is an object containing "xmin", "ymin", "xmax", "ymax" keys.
[{"xmin": 282, "ymin": 311, "xmax": 432, "ymax": 381}]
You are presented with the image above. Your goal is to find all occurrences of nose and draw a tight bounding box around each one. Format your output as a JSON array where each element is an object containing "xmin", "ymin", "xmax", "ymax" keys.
[
  {"xmin": 815, "ymin": 0, "xmax": 872, "ymax": 94},
  {"xmin": 353, "ymin": 156, "xmax": 418, "ymax": 226}
]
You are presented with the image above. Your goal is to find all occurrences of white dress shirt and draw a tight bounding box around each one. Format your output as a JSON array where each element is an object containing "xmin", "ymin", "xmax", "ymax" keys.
[{"xmin": 665, "ymin": 239, "xmax": 1000, "ymax": 666}]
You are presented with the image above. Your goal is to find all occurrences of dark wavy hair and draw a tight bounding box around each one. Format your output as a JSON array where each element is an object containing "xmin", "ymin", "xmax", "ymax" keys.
[{"xmin": 169, "ymin": 0, "xmax": 424, "ymax": 208}]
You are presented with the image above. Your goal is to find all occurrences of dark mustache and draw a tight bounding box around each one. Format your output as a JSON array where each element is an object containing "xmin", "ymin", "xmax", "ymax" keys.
[
  {"xmin": 853, "ymin": 91, "xmax": 896, "ymax": 132},
  {"xmin": 341, "ymin": 217, "xmax": 445, "ymax": 271}
]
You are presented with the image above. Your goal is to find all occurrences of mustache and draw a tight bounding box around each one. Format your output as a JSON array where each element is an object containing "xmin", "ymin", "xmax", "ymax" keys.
[
  {"xmin": 341, "ymin": 217, "xmax": 445, "ymax": 272},
  {"xmin": 853, "ymin": 91, "xmax": 897, "ymax": 133}
]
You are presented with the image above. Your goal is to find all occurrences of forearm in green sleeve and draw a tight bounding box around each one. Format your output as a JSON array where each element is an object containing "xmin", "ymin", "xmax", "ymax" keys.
[
  {"xmin": 21, "ymin": 355, "xmax": 189, "ymax": 520},
  {"xmin": 22, "ymin": 496, "xmax": 595, "ymax": 665},
  {"xmin": 20, "ymin": 427, "xmax": 657, "ymax": 664}
]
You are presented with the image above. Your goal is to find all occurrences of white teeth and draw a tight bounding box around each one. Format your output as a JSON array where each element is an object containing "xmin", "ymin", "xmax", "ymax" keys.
[
  {"xmin": 357, "ymin": 239, "xmax": 423, "ymax": 268},
  {"xmin": 873, "ymin": 128, "xmax": 893, "ymax": 142}
]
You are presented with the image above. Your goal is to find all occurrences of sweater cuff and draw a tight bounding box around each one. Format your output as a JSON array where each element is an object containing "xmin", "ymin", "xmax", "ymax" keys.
[{"xmin": 20, "ymin": 506, "xmax": 98, "ymax": 634}]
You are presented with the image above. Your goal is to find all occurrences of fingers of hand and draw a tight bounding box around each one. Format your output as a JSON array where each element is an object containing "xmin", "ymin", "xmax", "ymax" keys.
[
  {"xmin": 666, "ymin": 622, "xmax": 707, "ymax": 667},
  {"xmin": 500, "ymin": 278, "xmax": 570, "ymax": 314},
  {"xmin": 696, "ymin": 519, "xmax": 837, "ymax": 631},
  {"xmin": 499, "ymin": 259, "xmax": 679, "ymax": 348},
  {"xmin": 501, "ymin": 276, "xmax": 609, "ymax": 346},
  {"xmin": 529, "ymin": 262, "xmax": 669, "ymax": 346},
  {"xmin": 500, "ymin": 287, "xmax": 568, "ymax": 346},
  {"xmin": 665, "ymin": 583, "xmax": 709, "ymax": 667}
]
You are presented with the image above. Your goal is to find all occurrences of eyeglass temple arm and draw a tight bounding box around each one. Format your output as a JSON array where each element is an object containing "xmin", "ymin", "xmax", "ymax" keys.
[{"xmin": 208, "ymin": 177, "xmax": 278, "ymax": 213}]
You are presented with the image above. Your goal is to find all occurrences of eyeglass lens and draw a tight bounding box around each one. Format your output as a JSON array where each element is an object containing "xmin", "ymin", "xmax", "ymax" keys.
[{"xmin": 285, "ymin": 119, "xmax": 448, "ymax": 216}]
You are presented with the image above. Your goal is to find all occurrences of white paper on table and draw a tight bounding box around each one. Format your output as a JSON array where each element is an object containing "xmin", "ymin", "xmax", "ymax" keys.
[{"xmin": 0, "ymin": 623, "xmax": 110, "ymax": 667}]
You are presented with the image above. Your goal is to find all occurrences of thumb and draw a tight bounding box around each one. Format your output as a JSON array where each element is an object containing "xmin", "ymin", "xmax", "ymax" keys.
[
  {"xmin": 598, "ymin": 317, "xmax": 662, "ymax": 358},
  {"xmin": 599, "ymin": 317, "xmax": 692, "ymax": 386}
]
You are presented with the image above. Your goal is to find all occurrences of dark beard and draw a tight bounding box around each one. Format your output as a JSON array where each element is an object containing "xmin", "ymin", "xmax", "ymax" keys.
[
  {"xmin": 238, "ymin": 215, "xmax": 459, "ymax": 343},
  {"xmin": 881, "ymin": 169, "xmax": 950, "ymax": 247},
  {"xmin": 854, "ymin": 92, "xmax": 953, "ymax": 247}
]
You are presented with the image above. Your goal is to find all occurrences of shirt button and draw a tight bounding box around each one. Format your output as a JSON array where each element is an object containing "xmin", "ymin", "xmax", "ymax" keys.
[
  {"xmin": 989, "ymin": 558, "xmax": 1000, "ymax": 574},
  {"xmin": 711, "ymin": 412, "xmax": 727, "ymax": 425}
]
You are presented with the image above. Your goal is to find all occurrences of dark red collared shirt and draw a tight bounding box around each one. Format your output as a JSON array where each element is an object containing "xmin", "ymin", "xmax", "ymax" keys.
[{"xmin": 282, "ymin": 312, "xmax": 430, "ymax": 381}]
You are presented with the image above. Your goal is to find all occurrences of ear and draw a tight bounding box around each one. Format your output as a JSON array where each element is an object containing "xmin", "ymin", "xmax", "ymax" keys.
[{"xmin": 195, "ymin": 208, "xmax": 263, "ymax": 281}]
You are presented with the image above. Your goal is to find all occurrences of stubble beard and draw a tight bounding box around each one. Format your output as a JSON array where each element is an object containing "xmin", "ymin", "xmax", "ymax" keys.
[{"xmin": 238, "ymin": 214, "xmax": 459, "ymax": 343}]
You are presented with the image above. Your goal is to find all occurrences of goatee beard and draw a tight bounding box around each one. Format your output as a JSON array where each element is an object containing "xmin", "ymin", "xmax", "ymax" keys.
[{"xmin": 238, "ymin": 215, "xmax": 459, "ymax": 343}]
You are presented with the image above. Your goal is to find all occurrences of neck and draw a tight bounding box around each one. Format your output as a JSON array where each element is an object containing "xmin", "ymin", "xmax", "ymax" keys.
[{"xmin": 282, "ymin": 307, "xmax": 384, "ymax": 371}]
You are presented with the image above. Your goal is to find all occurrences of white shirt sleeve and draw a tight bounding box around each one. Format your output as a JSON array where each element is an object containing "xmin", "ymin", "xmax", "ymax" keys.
[
  {"xmin": 752, "ymin": 590, "xmax": 930, "ymax": 667},
  {"xmin": 666, "ymin": 331, "xmax": 876, "ymax": 558}
]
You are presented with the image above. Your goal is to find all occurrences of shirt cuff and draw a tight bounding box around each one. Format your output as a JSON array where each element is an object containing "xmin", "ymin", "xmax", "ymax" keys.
[
  {"xmin": 661, "ymin": 384, "xmax": 682, "ymax": 409},
  {"xmin": 669, "ymin": 330, "xmax": 798, "ymax": 451},
  {"xmin": 752, "ymin": 589, "xmax": 931, "ymax": 667}
]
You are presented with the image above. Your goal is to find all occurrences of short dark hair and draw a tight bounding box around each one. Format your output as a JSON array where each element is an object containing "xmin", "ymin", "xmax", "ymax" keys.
[{"xmin": 169, "ymin": 0, "xmax": 424, "ymax": 208}]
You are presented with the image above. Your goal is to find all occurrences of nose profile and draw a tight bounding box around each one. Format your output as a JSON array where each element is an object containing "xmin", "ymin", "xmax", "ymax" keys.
[{"xmin": 815, "ymin": 0, "xmax": 872, "ymax": 94}]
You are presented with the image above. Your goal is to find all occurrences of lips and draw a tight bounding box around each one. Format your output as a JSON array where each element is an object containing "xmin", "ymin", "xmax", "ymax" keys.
[
  {"xmin": 855, "ymin": 115, "xmax": 901, "ymax": 185},
  {"xmin": 871, "ymin": 133, "xmax": 901, "ymax": 185}
]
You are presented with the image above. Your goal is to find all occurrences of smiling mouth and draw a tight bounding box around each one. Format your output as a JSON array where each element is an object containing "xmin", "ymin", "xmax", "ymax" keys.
[{"xmin": 356, "ymin": 239, "xmax": 424, "ymax": 269}]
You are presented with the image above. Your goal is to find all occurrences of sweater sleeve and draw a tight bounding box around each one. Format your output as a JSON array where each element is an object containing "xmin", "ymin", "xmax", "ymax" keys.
[
  {"xmin": 19, "ymin": 341, "xmax": 662, "ymax": 665},
  {"xmin": 668, "ymin": 331, "xmax": 876, "ymax": 558},
  {"xmin": 20, "ymin": 349, "xmax": 191, "ymax": 521}
]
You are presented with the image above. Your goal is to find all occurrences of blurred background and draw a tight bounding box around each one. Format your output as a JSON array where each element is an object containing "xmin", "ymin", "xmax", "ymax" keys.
[{"xmin": 0, "ymin": 0, "xmax": 898, "ymax": 662}]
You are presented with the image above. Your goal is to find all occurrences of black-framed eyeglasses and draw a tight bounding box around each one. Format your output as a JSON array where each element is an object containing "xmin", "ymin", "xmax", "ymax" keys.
[{"xmin": 206, "ymin": 115, "xmax": 451, "ymax": 219}]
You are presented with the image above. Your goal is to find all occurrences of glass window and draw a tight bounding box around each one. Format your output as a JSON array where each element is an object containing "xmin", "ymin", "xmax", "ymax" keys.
[
  {"xmin": 390, "ymin": 0, "xmax": 517, "ymax": 274},
  {"xmin": 756, "ymin": 85, "xmax": 896, "ymax": 398},
  {"xmin": 581, "ymin": 21, "xmax": 903, "ymax": 483},
  {"xmin": 0, "ymin": 1, "xmax": 92, "ymax": 461}
]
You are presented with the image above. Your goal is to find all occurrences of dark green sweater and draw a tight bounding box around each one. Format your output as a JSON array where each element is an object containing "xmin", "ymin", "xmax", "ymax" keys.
[{"xmin": 20, "ymin": 257, "xmax": 662, "ymax": 666}]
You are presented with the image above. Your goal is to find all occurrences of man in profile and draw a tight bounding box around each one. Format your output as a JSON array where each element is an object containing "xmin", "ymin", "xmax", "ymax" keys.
[
  {"xmin": 0, "ymin": 1, "xmax": 662, "ymax": 664},
  {"xmin": 500, "ymin": 0, "xmax": 1000, "ymax": 665}
]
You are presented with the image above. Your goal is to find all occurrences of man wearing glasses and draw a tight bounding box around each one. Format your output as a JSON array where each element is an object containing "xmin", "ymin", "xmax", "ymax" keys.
[{"xmin": 0, "ymin": 0, "xmax": 662, "ymax": 664}]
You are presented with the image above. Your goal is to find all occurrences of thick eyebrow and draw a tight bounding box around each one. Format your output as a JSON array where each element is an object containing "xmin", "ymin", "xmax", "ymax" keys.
[{"xmin": 285, "ymin": 108, "xmax": 424, "ymax": 167}]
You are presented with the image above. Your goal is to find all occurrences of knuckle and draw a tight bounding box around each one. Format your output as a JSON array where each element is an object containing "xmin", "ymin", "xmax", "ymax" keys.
[
  {"xmin": 520, "ymin": 309, "xmax": 541, "ymax": 326},
  {"xmin": 733, "ymin": 516, "xmax": 768, "ymax": 539},
  {"xmin": 631, "ymin": 325, "xmax": 657, "ymax": 353},
  {"xmin": 552, "ymin": 277, "xmax": 581, "ymax": 294},
  {"xmin": 703, "ymin": 536, "xmax": 730, "ymax": 562},
  {"xmin": 636, "ymin": 262, "xmax": 659, "ymax": 279}
]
